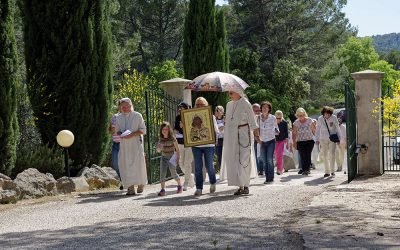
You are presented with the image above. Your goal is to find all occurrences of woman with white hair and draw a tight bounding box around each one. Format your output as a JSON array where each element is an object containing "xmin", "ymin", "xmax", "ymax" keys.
[
  {"xmin": 292, "ymin": 108, "xmax": 316, "ymax": 176},
  {"xmin": 116, "ymin": 98, "xmax": 148, "ymax": 195},
  {"xmin": 220, "ymin": 89, "xmax": 259, "ymax": 195}
]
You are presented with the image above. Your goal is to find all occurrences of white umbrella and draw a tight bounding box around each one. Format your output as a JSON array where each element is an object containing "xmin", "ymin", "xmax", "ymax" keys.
[{"xmin": 185, "ymin": 71, "xmax": 249, "ymax": 92}]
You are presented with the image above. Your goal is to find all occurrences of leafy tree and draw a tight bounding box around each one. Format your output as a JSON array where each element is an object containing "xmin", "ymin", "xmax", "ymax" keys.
[
  {"xmin": 23, "ymin": 1, "xmax": 113, "ymax": 170},
  {"xmin": 228, "ymin": 0, "xmax": 354, "ymax": 110},
  {"xmin": 0, "ymin": 0, "xmax": 19, "ymax": 175},
  {"xmin": 337, "ymin": 37, "xmax": 379, "ymax": 78},
  {"xmin": 369, "ymin": 60, "xmax": 400, "ymax": 95},
  {"xmin": 111, "ymin": 0, "xmax": 187, "ymax": 74},
  {"xmin": 385, "ymin": 50, "xmax": 400, "ymax": 70},
  {"xmin": 374, "ymin": 80, "xmax": 400, "ymax": 131},
  {"xmin": 148, "ymin": 60, "xmax": 183, "ymax": 84}
]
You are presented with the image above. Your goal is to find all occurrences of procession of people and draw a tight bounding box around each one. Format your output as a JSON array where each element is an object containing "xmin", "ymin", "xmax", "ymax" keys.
[{"xmin": 110, "ymin": 73, "xmax": 346, "ymax": 197}]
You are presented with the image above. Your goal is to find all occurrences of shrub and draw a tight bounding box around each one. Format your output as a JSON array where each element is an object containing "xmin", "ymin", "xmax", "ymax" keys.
[{"xmin": 13, "ymin": 144, "xmax": 65, "ymax": 179}]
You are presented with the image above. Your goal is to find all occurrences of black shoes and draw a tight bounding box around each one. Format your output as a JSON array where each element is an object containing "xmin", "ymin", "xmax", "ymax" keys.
[
  {"xmin": 298, "ymin": 169, "xmax": 304, "ymax": 174},
  {"xmin": 323, "ymin": 174, "xmax": 330, "ymax": 178},
  {"xmin": 258, "ymin": 171, "xmax": 264, "ymax": 176},
  {"xmin": 302, "ymin": 171, "xmax": 310, "ymax": 175}
]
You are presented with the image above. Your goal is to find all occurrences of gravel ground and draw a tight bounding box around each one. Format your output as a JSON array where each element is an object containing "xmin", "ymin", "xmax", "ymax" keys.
[{"xmin": 0, "ymin": 164, "xmax": 346, "ymax": 250}]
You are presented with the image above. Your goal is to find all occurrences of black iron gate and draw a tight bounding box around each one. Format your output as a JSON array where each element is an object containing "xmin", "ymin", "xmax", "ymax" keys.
[
  {"xmin": 144, "ymin": 90, "xmax": 181, "ymax": 183},
  {"xmin": 345, "ymin": 83, "xmax": 357, "ymax": 182}
]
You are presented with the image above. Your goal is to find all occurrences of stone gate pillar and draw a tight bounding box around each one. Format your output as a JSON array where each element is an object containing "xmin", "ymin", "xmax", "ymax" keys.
[
  {"xmin": 351, "ymin": 70, "xmax": 384, "ymax": 175},
  {"xmin": 159, "ymin": 78, "xmax": 192, "ymax": 107}
]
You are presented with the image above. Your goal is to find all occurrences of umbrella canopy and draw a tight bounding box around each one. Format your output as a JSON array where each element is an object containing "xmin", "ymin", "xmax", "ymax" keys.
[{"xmin": 185, "ymin": 71, "xmax": 249, "ymax": 92}]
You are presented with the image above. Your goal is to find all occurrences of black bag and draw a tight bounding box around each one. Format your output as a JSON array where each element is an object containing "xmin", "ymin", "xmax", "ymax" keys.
[
  {"xmin": 324, "ymin": 118, "xmax": 340, "ymax": 143},
  {"xmin": 329, "ymin": 133, "xmax": 340, "ymax": 143}
]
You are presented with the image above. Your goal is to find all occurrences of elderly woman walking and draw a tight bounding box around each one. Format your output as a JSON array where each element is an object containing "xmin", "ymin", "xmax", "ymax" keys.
[
  {"xmin": 274, "ymin": 110, "xmax": 288, "ymax": 175},
  {"xmin": 116, "ymin": 98, "xmax": 148, "ymax": 195},
  {"xmin": 292, "ymin": 108, "xmax": 316, "ymax": 176}
]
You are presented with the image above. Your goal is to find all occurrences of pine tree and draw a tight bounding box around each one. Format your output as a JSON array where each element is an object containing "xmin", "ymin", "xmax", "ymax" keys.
[
  {"xmin": 23, "ymin": 1, "xmax": 113, "ymax": 170},
  {"xmin": 0, "ymin": 0, "xmax": 19, "ymax": 175},
  {"xmin": 183, "ymin": 0, "xmax": 228, "ymax": 106}
]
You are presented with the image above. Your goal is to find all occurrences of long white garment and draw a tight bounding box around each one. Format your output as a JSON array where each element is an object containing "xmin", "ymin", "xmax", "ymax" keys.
[
  {"xmin": 220, "ymin": 97, "xmax": 258, "ymax": 186},
  {"xmin": 116, "ymin": 111, "xmax": 148, "ymax": 187}
]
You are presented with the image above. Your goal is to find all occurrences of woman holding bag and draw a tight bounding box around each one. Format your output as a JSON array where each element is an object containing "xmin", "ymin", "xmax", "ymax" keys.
[{"xmin": 315, "ymin": 106, "xmax": 342, "ymax": 178}]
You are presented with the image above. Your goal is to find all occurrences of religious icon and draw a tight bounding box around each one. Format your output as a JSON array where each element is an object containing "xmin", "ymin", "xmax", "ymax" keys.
[{"xmin": 181, "ymin": 106, "xmax": 215, "ymax": 147}]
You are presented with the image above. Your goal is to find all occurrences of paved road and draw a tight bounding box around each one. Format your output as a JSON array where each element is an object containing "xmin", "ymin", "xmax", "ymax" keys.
[{"xmin": 0, "ymin": 161, "xmax": 348, "ymax": 250}]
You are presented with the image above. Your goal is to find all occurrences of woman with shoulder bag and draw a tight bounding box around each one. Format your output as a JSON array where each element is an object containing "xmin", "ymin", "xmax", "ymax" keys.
[{"xmin": 315, "ymin": 106, "xmax": 342, "ymax": 178}]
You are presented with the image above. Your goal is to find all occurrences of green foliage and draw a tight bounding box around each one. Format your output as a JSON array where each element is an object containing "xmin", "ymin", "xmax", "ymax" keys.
[
  {"xmin": 148, "ymin": 60, "xmax": 183, "ymax": 83},
  {"xmin": 228, "ymin": 0, "xmax": 354, "ymax": 112},
  {"xmin": 114, "ymin": 69, "xmax": 158, "ymax": 115},
  {"xmin": 183, "ymin": 0, "xmax": 217, "ymax": 79},
  {"xmin": 230, "ymin": 48, "xmax": 264, "ymax": 87},
  {"xmin": 271, "ymin": 59, "xmax": 310, "ymax": 114},
  {"xmin": 372, "ymin": 33, "xmax": 400, "ymax": 54},
  {"xmin": 369, "ymin": 60, "xmax": 400, "ymax": 95},
  {"xmin": 13, "ymin": 144, "xmax": 65, "ymax": 179},
  {"xmin": 385, "ymin": 50, "xmax": 400, "ymax": 71},
  {"xmin": 0, "ymin": 0, "xmax": 19, "ymax": 175},
  {"xmin": 337, "ymin": 37, "xmax": 379, "ymax": 77},
  {"xmin": 184, "ymin": 0, "xmax": 230, "ymax": 107},
  {"xmin": 111, "ymin": 0, "xmax": 187, "ymax": 73},
  {"xmin": 23, "ymin": 1, "xmax": 113, "ymax": 170},
  {"xmin": 215, "ymin": 8, "xmax": 229, "ymax": 72}
]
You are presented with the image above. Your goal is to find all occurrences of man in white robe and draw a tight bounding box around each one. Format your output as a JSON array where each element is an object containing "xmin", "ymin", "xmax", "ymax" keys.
[
  {"xmin": 220, "ymin": 89, "xmax": 259, "ymax": 195},
  {"xmin": 116, "ymin": 98, "xmax": 148, "ymax": 195}
]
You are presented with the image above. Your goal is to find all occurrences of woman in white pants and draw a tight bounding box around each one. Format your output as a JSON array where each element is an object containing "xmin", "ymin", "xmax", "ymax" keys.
[
  {"xmin": 174, "ymin": 102, "xmax": 195, "ymax": 190},
  {"xmin": 315, "ymin": 106, "xmax": 342, "ymax": 177},
  {"xmin": 335, "ymin": 118, "xmax": 346, "ymax": 172}
]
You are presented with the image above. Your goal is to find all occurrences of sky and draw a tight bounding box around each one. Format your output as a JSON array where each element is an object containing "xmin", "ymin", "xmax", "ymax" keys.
[{"xmin": 215, "ymin": 0, "xmax": 400, "ymax": 37}]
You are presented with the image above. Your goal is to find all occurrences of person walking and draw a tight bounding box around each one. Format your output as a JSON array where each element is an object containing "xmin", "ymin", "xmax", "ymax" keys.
[
  {"xmin": 258, "ymin": 101, "xmax": 279, "ymax": 183},
  {"xmin": 335, "ymin": 118, "xmax": 346, "ymax": 172},
  {"xmin": 252, "ymin": 103, "xmax": 263, "ymax": 176},
  {"xmin": 116, "ymin": 98, "xmax": 147, "ymax": 195},
  {"xmin": 156, "ymin": 122, "xmax": 182, "ymax": 196},
  {"xmin": 110, "ymin": 100, "xmax": 122, "ymax": 179},
  {"xmin": 292, "ymin": 108, "xmax": 316, "ymax": 176},
  {"xmin": 315, "ymin": 106, "xmax": 342, "ymax": 177},
  {"xmin": 174, "ymin": 102, "xmax": 194, "ymax": 191},
  {"xmin": 214, "ymin": 105, "xmax": 225, "ymax": 171},
  {"xmin": 191, "ymin": 97, "xmax": 218, "ymax": 196},
  {"xmin": 274, "ymin": 110, "xmax": 288, "ymax": 175},
  {"xmin": 220, "ymin": 90, "xmax": 259, "ymax": 195}
]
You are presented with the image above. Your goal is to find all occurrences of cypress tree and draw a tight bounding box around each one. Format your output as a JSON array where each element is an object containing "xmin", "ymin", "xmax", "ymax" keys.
[
  {"xmin": 183, "ymin": 0, "xmax": 228, "ymax": 106},
  {"xmin": 23, "ymin": 1, "xmax": 112, "ymax": 169},
  {"xmin": 183, "ymin": 0, "xmax": 217, "ymax": 80},
  {"xmin": 215, "ymin": 8, "xmax": 229, "ymax": 72},
  {"xmin": 0, "ymin": 0, "xmax": 19, "ymax": 175}
]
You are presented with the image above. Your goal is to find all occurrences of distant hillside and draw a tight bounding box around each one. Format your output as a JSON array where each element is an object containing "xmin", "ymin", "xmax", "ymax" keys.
[{"xmin": 371, "ymin": 33, "xmax": 400, "ymax": 54}]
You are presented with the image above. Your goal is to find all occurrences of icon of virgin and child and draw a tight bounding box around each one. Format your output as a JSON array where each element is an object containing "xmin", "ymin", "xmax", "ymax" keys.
[{"xmin": 190, "ymin": 115, "xmax": 210, "ymax": 142}]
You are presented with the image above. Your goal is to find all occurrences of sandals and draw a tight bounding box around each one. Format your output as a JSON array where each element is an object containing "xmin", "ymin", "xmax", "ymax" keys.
[
  {"xmin": 234, "ymin": 187, "xmax": 249, "ymax": 195},
  {"xmin": 137, "ymin": 185, "xmax": 144, "ymax": 193}
]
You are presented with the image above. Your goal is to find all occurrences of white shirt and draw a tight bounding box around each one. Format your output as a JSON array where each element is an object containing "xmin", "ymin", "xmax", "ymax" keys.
[
  {"xmin": 315, "ymin": 115, "xmax": 342, "ymax": 141},
  {"xmin": 258, "ymin": 114, "xmax": 279, "ymax": 142}
]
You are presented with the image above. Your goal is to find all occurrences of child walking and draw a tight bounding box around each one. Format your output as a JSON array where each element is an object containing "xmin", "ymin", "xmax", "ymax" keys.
[{"xmin": 157, "ymin": 121, "xmax": 182, "ymax": 196}]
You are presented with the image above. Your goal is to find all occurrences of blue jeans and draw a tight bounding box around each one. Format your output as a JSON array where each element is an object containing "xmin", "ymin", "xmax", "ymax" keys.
[
  {"xmin": 254, "ymin": 140, "xmax": 263, "ymax": 173},
  {"xmin": 260, "ymin": 139, "xmax": 276, "ymax": 182},
  {"xmin": 111, "ymin": 142, "xmax": 120, "ymax": 178},
  {"xmin": 192, "ymin": 146, "xmax": 217, "ymax": 190}
]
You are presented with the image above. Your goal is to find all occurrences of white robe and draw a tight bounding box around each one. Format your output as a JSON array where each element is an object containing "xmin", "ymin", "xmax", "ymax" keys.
[
  {"xmin": 116, "ymin": 111, "xmax": 148, "ymax": 187},
  {"xmin": 220, "ymin": 97, "xmax": 258, "ymax": 186}
]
